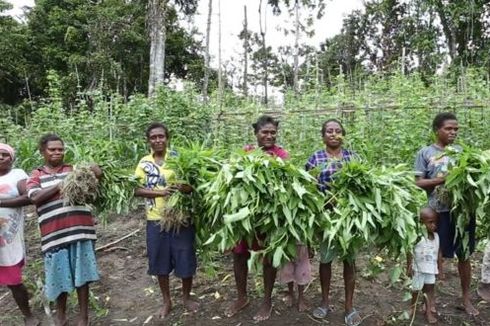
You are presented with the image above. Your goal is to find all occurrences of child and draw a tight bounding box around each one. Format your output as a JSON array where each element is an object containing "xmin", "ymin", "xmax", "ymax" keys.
[
  {"xmin": 277, "ymin": 244, "xmax": 312, "ymax": 312},
  {"xmin": 477, "ymin": 241, "xmax": 490, "ymax": 301},
  {"xmin": 407, "ymin": 207, "xmax": 441, "ymax": 324}
]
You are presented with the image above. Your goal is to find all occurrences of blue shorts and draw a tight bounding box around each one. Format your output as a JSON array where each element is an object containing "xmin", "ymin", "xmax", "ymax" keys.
[
  {"xmin": 146, "ymin": 221, "xmax": 197, "ymax": 278},
  {"xmin": 437, "ymin": 211, "xmax": 476, "ymax": 259}
]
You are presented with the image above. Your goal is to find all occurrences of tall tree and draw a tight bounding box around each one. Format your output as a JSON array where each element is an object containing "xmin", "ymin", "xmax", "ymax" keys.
[
  {"xmin": 148, "ymin": 0, "xmax": 167, "ymax": 97},
  {"xmin": 242, "ymin": 5, "xmax": 250, "ymax": 97},
  {"xmin": 147, "ymin": 0, "xmax": 198, "ymax": 97},
  {"xmin": 201, "ymin": 0, "xmax": 213, "ymax": 102},
  {"xmin": 258, "ymin": 0, "xmax": 269, "ymax": 105}
]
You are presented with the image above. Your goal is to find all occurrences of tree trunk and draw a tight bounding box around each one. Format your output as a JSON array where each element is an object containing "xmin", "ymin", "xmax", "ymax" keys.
[
  {"xmin": 148, "ymin": 0, "xmax": 167, "ymax": 97},
  {"xmin": 242, "ymin": 5, "xmax": 249, "ymax": 97},
  {"xmin": 202, "ymin": 0, "xmax": 213, "ymax": 102},
  {"xmin": 217, "ymin": 0, "xmax": 223, "ymax": 108},
  {"xmin": 433, "ymin": 0, "xmax": 456, "ymax": 61},
  {"xmin": 293, "ymin": 0, "xmax": 300, "ymax": 96},
  {"xmin": 259, "ymin": 0, "xmax": 268, "ymax": 105}
]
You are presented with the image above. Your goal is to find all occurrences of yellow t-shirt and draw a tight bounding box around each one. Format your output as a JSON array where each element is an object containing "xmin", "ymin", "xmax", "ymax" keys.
[{"xmin": 134, "ymin": 153, "xmax": 175, "ymax": 221}]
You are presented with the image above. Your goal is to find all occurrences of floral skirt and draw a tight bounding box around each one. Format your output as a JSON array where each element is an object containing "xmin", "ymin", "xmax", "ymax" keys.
[{"xmin": 44, "ymin": 240, "xmax": 99, "ymax": 301}]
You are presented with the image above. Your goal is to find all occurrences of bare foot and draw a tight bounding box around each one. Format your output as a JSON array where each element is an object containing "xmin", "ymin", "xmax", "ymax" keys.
[
  {"xmin": 225, "ymin": 297, "xmax": 249, "ymax": 317},
  {"xmin": 158, "ymin": 303, "xmax": 172, "ymax": 319},
  {"xmin": 282, "ymin": 292, "xmax": 294, "ymax": 308},
  {"xmin": 184, "ymin": 298, "xmax": 199, "ymax": 313},
  {"xmin": 425, "ymin": 310, "xmax": 437, "ymax": 324},
  {"xmin": 253, "ymin": 301, "xmax": 272, "ymax": 322},
  {"xmin": 421, "ymin": 302, "xmax": 437, "ymax": 314},
  {"xmin": 462, "ymin": 300, "xmax": 479, "ymax": 316},
  {"xmin": 298, "ymin": 297, "xmax": 309, "ymax": 312},
  {"xmin": 477, "ymin": 283, "xmax": 490, "ymax": 301},
  {"xmin": 24, "ymin": 316, "xmax": 40, "ymax": 326}
]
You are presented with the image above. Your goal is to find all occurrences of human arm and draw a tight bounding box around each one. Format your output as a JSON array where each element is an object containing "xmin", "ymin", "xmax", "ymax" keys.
[
  {"xmin": 134, "ymin": 186, "xmax": 178, "ymax": 198},
  {"xmin": 0, "ymin": 179, "xmax": 31, "ymax": 207},
  {"xmin": 414, "ymin": 148, "xmax": 444, "ymax": 191},
  {"xmin": 415, "ymin": 176, "xmax": 445, "ymax": 191},
  {"xmin": 26, "ymin": 169, "xmax": 61, "ymax": 206},
  {"xmin": 29, "ymin": 184, "xmax": 61, "ymax": 206}
]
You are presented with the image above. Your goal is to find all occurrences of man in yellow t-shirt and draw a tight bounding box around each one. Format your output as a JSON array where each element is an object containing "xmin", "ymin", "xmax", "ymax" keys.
[{"xmin": 134, "ymin": 122, "xmax": 198, "ymax": 319}]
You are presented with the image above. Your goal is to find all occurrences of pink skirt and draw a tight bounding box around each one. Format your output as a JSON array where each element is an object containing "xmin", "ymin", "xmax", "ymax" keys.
[
  {"xmin": 277, "ymin": 245, "xmax": 312, "ymax": 285},
  {"xmin": 0, "ymin": 259, "xmax": 24, "ymax": 286}
]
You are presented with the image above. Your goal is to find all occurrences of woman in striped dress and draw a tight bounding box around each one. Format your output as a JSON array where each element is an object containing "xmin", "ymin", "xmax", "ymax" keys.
[{"xmin": 26, "ymin": 134, "xmax": 101, "ymax": 326}]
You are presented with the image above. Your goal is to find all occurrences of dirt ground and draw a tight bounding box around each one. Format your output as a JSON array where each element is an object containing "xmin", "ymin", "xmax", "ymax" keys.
[{"xmin": 1, "ymin": 211, "xmax": 489, "ymax": 326}]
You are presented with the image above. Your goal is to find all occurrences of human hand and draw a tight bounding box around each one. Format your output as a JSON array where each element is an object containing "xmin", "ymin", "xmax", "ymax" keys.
[
  {"xmin": 175, "ymin": 183, "xmax": 193, "ymax": 194},
  {"xmin": 89, "ymin": 164, "xmax": 103, "ymax": 179},
  {"xmin": 161, "ymin": 185, "xmax": 179, "ymax": 197}
]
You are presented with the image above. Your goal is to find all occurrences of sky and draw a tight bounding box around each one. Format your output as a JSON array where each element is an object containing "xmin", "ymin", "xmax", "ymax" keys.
[{"xmin": 7, "ymin": 0, "xmax": 365, "ymax": 69}]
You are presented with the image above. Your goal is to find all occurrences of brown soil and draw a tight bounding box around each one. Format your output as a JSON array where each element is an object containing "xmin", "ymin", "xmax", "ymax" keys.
[{"xmin": 1, "ymin": 210, "xmax": 488, "ymax": 326}]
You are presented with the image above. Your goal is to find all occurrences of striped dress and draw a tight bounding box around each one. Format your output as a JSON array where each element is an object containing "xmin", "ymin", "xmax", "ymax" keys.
[
  {"xmin": 27, "ymin": 164, "xmax": 99, "ymax": 300},
  {"xmin": 26, "ymin": 165, "xmax": 96, "ymax": 253}
]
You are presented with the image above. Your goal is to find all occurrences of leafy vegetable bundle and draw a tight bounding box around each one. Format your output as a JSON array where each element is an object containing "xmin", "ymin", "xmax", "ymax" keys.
[
  {"xmin": 203, "ymin": 151, "xmax": 326, "ymax": 268},
  {"xmin": 93, "ymin": 162, "xmax": 139, "ymax": 219},
  {"xmin": 445, "ymin": 147, "xmax": 490, "ymax": 250},
  {"xmin": 162, "ymin": 143, "xmax": 223, "ymax": 243},
  {"xmin": 322, "ymin": 161, "xmax": 423, "ymax": 262}
]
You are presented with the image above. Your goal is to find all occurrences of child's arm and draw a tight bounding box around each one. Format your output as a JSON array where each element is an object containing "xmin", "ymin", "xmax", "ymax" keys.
[{"xmin": 437, "ymin": 248, "xmax": 443, "ymax": 276}]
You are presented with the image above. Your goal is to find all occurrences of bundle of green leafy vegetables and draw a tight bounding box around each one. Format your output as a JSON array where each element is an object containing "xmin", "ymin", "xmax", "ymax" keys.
[
  {"xmin": 162, "ymin": 143, "xmax": 223, "ymax": 244},
  {"xmin": 321, "ymin": 161, "xmax": 424, "ymax": 263},
  {"xmin": 445, "ymin": 147, "xmax": 490, "ymax": 255},
  {"xmin": 202, "ymin": 151, "xmax": 326, "ymax": 268}
]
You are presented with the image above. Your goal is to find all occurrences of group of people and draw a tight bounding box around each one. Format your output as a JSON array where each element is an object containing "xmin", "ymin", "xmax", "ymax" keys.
[{"xmin": 0, "ymin": 112, "xmax": 489, "ymax": 326}]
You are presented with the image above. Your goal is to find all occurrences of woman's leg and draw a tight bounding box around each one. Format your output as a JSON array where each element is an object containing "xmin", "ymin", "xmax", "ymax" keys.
[
  {"xmin": 55, "ymin": 292, "xmax": 68, "ymax": 326},
  {"xmin": 76, "ymin": 284, "xmax": 89, "ymax": 326},
  {"xmin": 253, "ymin": 256, "xmax": 277, "ymax": 321},
  {"xmin": 157, "ymin": 275, "xmax": 172, "ymax": 318},
  {"xmin": 8, "ymin": 284, "xmax": 39, "ymax": 326},
  {"xmin": 319, "ymin": 262, "xmax": 332, "ymax": 308}
]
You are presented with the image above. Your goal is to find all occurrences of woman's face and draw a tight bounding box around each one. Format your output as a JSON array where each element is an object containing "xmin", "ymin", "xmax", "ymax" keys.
[
  {"xmin": 256, "ymin": 123, "xmax": 277, "ymax": 149},
  {"xmin": 42, "ymin": 140, "xmax": 65, "ymax": 167},
  {"xmin": 148, "ymin": 127, "xmax": 168, "ymax": 153},
  {"xmin": 436, "ymin": 119, "xmax": 458, "ymax": 145},
  {"xmin": 323, "ymin": 121, "xmax": 344, "ymax": 149},
  {"xmin": 0, "ymin": 150, "xmax": 13, "ymax": 171}
]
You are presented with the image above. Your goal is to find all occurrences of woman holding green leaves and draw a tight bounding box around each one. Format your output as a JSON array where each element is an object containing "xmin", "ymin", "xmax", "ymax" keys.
[
  {"xmin": 225, "ymin": 115, "xmax": 292, "ymax": 322},
  {"xmin": 134, "ymin": 122, "xmax": 198, "ymax": 320},
  {"xmin": 307, "ymin": 119, "xmax": 362, "ymax": 326}
]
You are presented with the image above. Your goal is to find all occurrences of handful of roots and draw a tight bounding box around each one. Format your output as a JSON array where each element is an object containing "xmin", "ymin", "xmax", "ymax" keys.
[
  {"xmin": 159, "ymin": 192, "xmax": 190, "ymax": 232},
  {"xmin": 61, "ymin": 165, "xmax": 99, "ymax": 206}
]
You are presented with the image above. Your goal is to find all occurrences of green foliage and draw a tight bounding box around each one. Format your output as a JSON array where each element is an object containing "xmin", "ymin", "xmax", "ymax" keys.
[
  {"xmin": 202, "ymin": 151, "xmax": 325, "ymax": 268},
  {"xmin": 1, "ymin": 0, "xmax": 209, "ymax": 105},
  {"xmin": 322, "ymin": 161, "xmax": 424, "ymax": 263},
  {"xmin": 445, "ymin": 147, "xmax": 490, "ymax": 254},
  {"xmin": 162, "ymin": 142, "xmax": 224, "ymax": 244}
]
